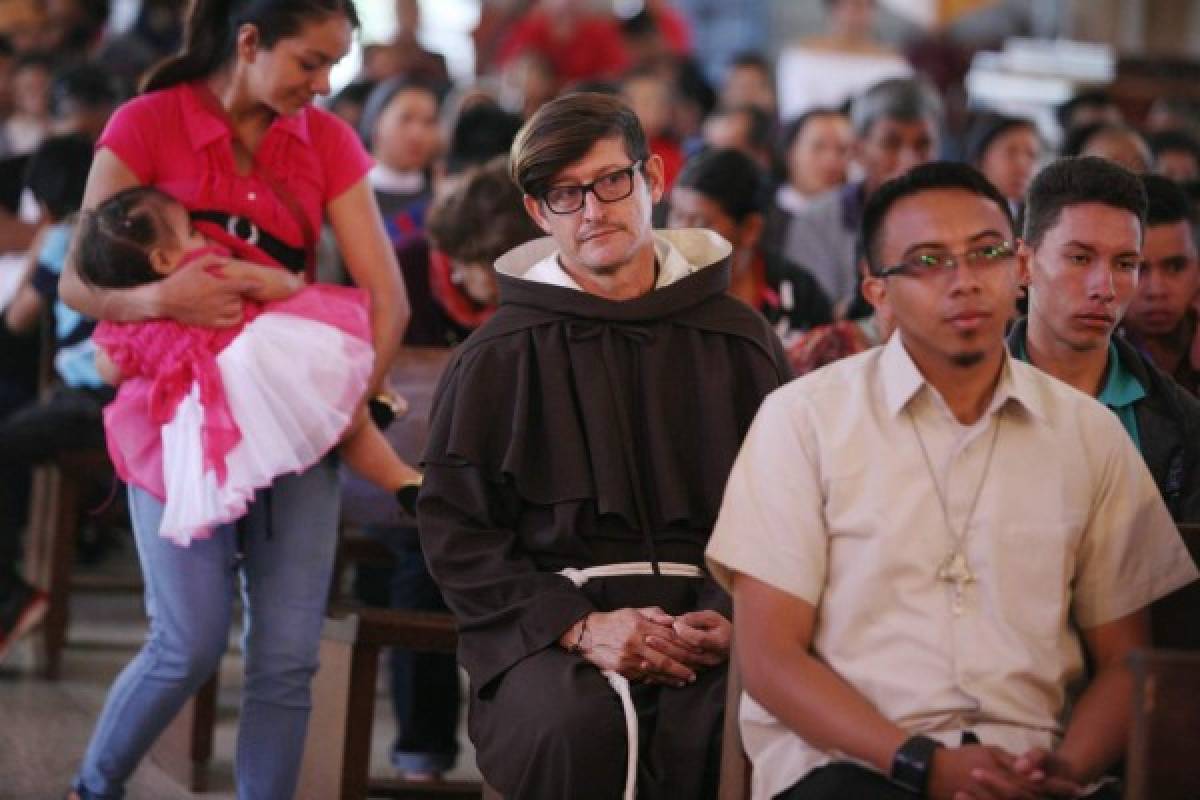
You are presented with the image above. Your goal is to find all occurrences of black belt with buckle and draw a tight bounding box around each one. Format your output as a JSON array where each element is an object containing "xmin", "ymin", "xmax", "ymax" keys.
[{"xmin": 190, "ymin": 210, "xmax": 307, "ymax": 274}]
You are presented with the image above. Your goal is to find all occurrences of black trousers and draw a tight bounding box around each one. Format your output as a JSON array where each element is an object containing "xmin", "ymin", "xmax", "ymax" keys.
[
  {"xmin": 776, "ymin": 762, "xmax": 1124, "ymax": 800},
  {"xmin": 0, "ymin": 386, "xmax": 111, "ymax": 594}
]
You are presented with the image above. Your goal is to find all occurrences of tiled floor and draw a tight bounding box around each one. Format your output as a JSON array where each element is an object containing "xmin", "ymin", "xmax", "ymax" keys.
[{"xmin": 0, "ymin": 538, "xmax": 480, "ymax": 800}]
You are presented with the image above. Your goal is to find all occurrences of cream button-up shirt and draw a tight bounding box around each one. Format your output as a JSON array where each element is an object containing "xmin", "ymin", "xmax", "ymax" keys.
[{"xmin": 707, "ymin": 333, "xmax": 1199, "ymax": 800}]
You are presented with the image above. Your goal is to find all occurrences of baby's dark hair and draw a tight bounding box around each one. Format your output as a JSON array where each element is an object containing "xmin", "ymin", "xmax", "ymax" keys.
[{"xmin": 76, "ymin": 186, "xmax": 179, "ymax": 289}]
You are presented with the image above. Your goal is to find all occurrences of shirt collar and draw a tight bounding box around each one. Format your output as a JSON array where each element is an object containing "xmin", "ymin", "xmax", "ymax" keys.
[
  {"xmin": 880, "ymin": 332, "xmax": 1041, "ymax": 422},
  {"xmin": 1097, "ymin": 341, "xmax": 1146, "ymax": 411},
  {"xmin": 182, "ymin": 82, "xmax": 312, "ymax": 153}
]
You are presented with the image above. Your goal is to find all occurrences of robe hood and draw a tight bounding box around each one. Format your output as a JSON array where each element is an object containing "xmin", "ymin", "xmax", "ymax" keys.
[{"xmin": 491, "ymin": 229, "xmax": 733, "ymax": 322}]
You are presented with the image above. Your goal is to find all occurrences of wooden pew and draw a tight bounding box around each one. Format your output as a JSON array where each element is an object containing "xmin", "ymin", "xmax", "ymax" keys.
[
  {"xmin": 1150, "ymin": 523, "xmax": 1200, "ymax": 651},
  {"xmin": 1125, "ymin": 649, "xmax": 1200, "ymax": 800},
  {"xmin": 295, "ymin": 607, "xmax": 483, "ymax": 800}
]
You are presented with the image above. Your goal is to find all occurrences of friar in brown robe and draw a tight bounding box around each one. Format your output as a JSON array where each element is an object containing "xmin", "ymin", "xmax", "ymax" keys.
[{"xmin": 418, "ymin": 93, "xmax": 791, "ymax": 800}]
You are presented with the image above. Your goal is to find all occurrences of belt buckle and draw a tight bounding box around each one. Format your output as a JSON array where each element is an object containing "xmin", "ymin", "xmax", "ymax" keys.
[{"xmin": 226, "ymin": 215, "xmax": 260, "ymax": 246}]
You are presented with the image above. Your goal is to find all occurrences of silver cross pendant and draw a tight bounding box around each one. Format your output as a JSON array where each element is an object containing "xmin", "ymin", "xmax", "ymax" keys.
[{"xmin": 936, "ymin": 551, "xmax": 975, "ymax": 615}]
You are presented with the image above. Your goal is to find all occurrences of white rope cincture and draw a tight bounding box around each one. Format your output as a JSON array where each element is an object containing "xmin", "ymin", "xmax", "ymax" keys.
[
  {"xmin": 558, "ymin": 562, "xmax": 706, "ymax": 800},
  {"xmin": 558, "ymin": 561, "xmax": 705, "ymax": 587}
]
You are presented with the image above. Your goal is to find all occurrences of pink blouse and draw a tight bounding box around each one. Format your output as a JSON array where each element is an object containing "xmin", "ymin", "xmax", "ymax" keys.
[{"xmin": 97, "ymin": 82, "xmax": 373, "ymax": 274}]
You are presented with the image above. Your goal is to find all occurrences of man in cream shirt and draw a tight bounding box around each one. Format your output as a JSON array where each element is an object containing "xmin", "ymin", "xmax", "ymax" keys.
[{"xmin": 708, "ymin": 161, "xmax": 1198, "ymax": 800}]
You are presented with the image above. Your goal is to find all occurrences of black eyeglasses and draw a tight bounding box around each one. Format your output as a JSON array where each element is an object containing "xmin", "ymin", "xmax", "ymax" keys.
[
  {"xmin": 541, "ymin": 161, "xmax": 644, "ymax": 215},
  {"xmin": 877, "ymin": 241, "xmax": 1016, "ymax": 279}
]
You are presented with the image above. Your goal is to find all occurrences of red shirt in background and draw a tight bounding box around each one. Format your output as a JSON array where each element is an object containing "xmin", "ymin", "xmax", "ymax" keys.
[
  {"xmin": 498, "ymin": 11, "xmax": 630, "ymax": 83},
  {"xmin": 652, "ymin": 7, "xmax": 692, "ymax": 56}
]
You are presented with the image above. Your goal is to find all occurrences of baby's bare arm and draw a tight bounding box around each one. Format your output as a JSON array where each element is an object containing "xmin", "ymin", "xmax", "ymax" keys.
[{"xmin": 217, "ymin": 259, "xmax": 305, "ymax": 302}]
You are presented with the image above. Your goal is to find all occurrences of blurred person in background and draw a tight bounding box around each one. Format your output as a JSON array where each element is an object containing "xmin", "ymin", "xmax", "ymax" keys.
[
  {"xmin": 40, "ymin": 0, "xmax": 108, "ymax": 57},
  {"xmin": 1146, "ymin": 96, "xmax": 1200, "ymax": 136},
  {"xmin": 1123, "ymin": 174, "xmax": 1200, "ymax": 397},
  {"xmin": 1057, "ymin": 88, "xmax": 1123, "ymax": 137},
  {"xmin": 766, "ymin": 108, "xmax": 853, "ymax": 252},
  {"xmin": 1063, "ymin": 121, "xmax": 1151, "ymax": 174},
  {"xmin": 326, "ymin": 78, "xmax": 376, "ymax": 132},
  {"xmin": 497, "ymin": 0, "xmax": 629, "ymax": 85},
  {"xmin": 622, "ymin": 67, "xmax": 684, "ymax": 191},
  {"xmin": 94, "ymin": 0, "xmax": 185, "ymax": 93},
  {"xmin": 669, "ymin": 147, "xmax": 832, "ymax": 339},
  {"xmin": 381, "ymin": 0, "xmax": 450, "ymax": 89},
  {"xmin": 783, "ymin": 76, "xmax": 942, "ymax": 313},
  {"xmin": 702, "ymin": 104, "xmax": 774, "ymax": 171},
  {"xmin": 48, "ymin": 62, "xmax": 122, "ymax": 141},
  {"xmin": 0, "ymin": 52, "xmax": 54, "ymax": 158},
  {"xmin": 360, "ymin": 77, "xmax": 443, "ymax": 248},
  {"xmin": 1149, "ymin": 129, "xmax": 1200, "ymax": 184},
  {"xmin": 719, "ymin": 51, "xmax": 776, "ymax": 117},
  {"xmin": 496, "ymin": 49, "xmax": 557, "ymax": 119},
  {"xmin": 965, "ymin": 111, "xmax": 1041, "ymax": 217}
]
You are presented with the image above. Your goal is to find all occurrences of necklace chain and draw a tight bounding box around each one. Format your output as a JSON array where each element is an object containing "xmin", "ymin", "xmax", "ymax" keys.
[{"xmin": 907, "ymin": 406, "xmax": 1003, "ymax": 613}]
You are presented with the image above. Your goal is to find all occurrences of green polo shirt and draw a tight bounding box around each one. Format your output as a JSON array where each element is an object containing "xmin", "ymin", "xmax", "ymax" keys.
[{"xmin": 1014, "ymin": 338, "xmax": 1145, "ymax": 451}]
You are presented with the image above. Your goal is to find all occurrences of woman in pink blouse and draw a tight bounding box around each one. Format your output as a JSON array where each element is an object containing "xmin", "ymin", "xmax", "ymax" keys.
[{"xmin": 60, "ymin": 1, "xmax": 409, "ymax": 798}]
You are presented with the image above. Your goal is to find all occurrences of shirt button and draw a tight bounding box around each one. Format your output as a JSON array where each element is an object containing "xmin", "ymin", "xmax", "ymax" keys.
[{"xmin": 247, "ymin": 191, "xmax": 257, "ymax": 201}]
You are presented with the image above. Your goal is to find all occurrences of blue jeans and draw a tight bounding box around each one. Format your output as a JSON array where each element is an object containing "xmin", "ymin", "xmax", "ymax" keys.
[
  {"xmin": 74, "ymin": 459, "xmax": 340, "ymax": 800},
  {"xmin": 365, "ymin": 525, "xmax": 460, "ymax": 775}
]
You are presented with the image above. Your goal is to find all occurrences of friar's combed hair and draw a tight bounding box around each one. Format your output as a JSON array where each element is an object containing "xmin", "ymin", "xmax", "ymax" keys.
[{"xmin": 510, "ymin": 92, "xmax": 650, "ymax": 200}]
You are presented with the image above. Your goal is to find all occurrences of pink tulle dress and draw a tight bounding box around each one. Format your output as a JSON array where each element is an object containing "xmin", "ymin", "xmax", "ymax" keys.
[{"xmin": 95, "ymin": 257, "xmax": 374, "ymax": 546}]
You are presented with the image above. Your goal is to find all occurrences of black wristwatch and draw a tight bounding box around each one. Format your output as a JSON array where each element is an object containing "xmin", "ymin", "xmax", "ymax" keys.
[
  {"xmin": 890, "ymin": 734, "xmax": 942, "ymax": 795},
  {"xmin": 368, "ymin": 394, "xmax": 398, "ymax": 430}
]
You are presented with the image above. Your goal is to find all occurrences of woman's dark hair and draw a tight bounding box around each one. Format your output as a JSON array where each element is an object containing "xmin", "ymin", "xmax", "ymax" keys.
[
  {"xmin": 76, "ymin": 186, "xmax": 179, "ymax": 289},
  {"xmin": 358, "ymin": 76, "xmax": 441, "ymax": 150},
  {"xmin": 675, "ymin": 147, "xmax": 766, "ymax": 223},
  {"xmin": 141, "ymin": 0, "xmax": 360, "ymax": 94},
  {"xmin": 25, "ymin": 133, "xmax": 94, "ymax": 221},
  {"xmin": 781, "ymin": 107, "xmax": 848, "ymax": 153},
  {"xmin": 963, "ymin": 111, "xmax": 1038, "ymax": 166}
]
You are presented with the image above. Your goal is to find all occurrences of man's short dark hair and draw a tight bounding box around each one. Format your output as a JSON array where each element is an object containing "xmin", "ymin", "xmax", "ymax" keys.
[
  {"xmin": 50, "ymin": 62, "xmax": 123, "ymax": 119},
  {"xmin": 675, "ymin": 147, "xmax": 765, "ymax": 223},
  {"xmin": 1142, "ymin": 172, "xmax": 1194, "ymax": 228},
  {"xmin": 25, "ymin": 133, "xmax": 93, "ymax": 220},
  {"xmin": 510, "ymin": 92, "xmax": 651, "ymax": 199},
  {"xmin": 860, "ymin": 161, "xmax": 1013, "ymax": 274},
  {"xmin": 1023, "ymin": 156, "xmax": 1147, "ymax": 247},
  {"xmin": 1056, "ymin": 89, "xmax": 1117, "ymax": 132},
  {"xmin": 1148, "ymin": 129, "xmax": 1200, "ymax": 166},
  {"xmin": 447, "ymin": 101, "xmax": 524, "ymax": 176}
]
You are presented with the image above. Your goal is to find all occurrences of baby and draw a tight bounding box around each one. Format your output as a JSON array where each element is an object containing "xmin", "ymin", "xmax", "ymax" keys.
[{"xmin": 76, "ymin": 186, "xmax": 420, "ymax": 545}]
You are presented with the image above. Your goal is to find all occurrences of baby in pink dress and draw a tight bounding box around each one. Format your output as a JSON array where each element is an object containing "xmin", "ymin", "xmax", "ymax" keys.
[{"xmin": 76, "ymin": 186, "xmax": 421, "ymax": 545}]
